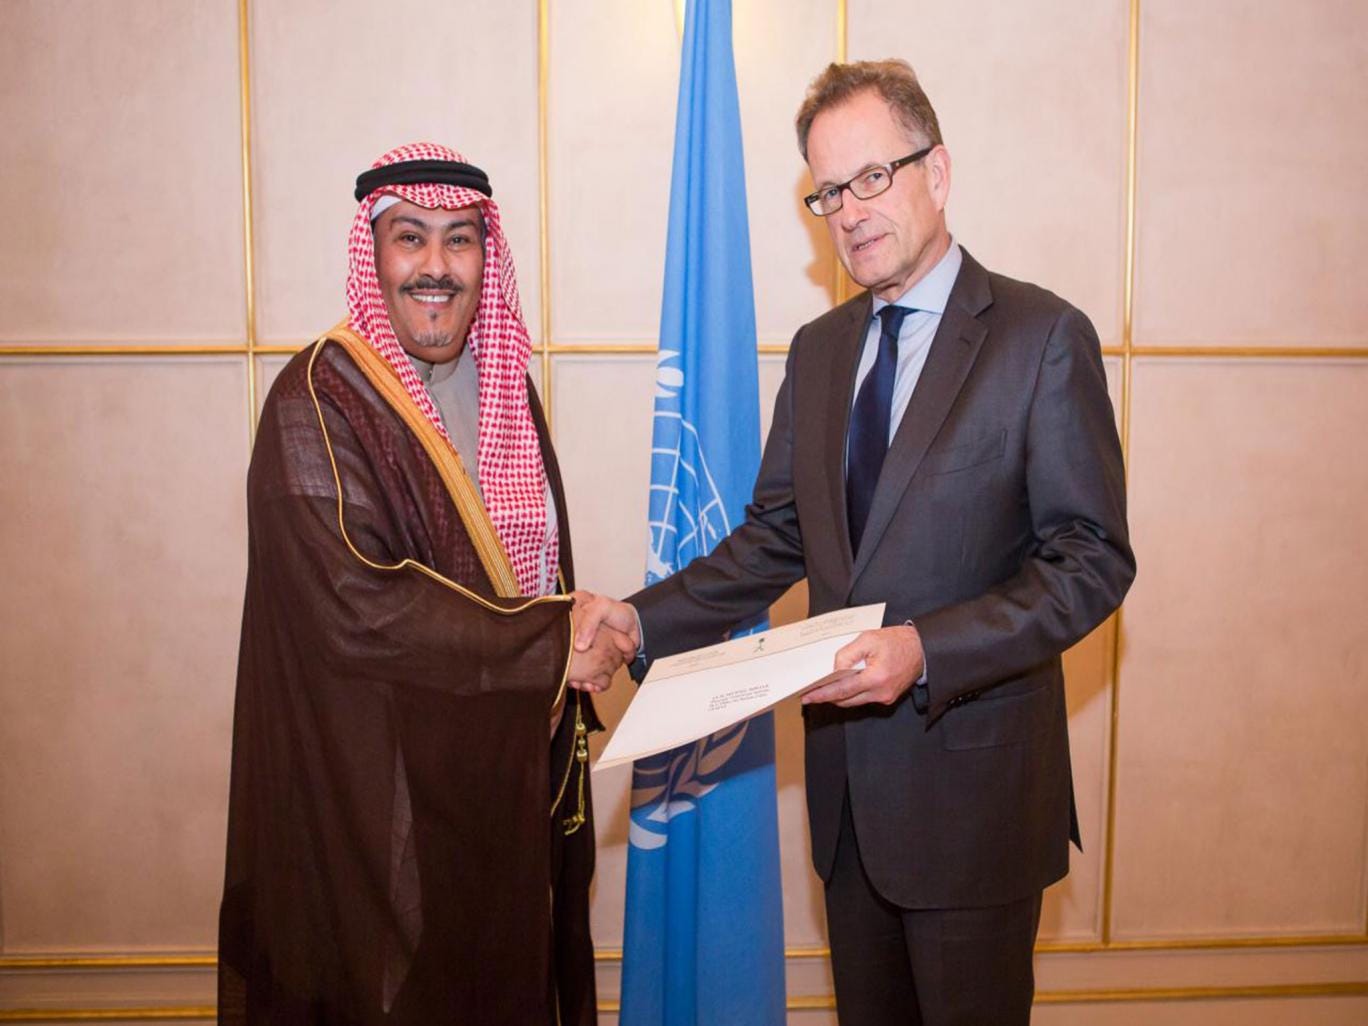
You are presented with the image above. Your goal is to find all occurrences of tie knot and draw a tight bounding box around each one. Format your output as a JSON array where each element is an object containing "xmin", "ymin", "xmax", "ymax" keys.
[{"xmin": 878, "ymin": 304, "xmax": 913, "ymax": 337}]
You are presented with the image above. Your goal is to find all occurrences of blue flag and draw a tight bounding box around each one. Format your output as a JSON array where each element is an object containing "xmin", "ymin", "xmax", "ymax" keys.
[{"xmin": 619, "ymin": 1, "xmax": 786, "ymax": 1023}]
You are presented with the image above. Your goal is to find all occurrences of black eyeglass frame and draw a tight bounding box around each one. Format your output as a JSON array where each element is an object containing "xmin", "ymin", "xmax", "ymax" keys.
[{"xmin": 803, "ymin": 146, "xmax": 935, "ymax": 216}]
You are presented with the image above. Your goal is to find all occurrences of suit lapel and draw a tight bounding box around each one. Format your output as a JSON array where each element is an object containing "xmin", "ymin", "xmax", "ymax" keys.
[
  {"xmin": 848, "ymin": 252, "xmax": 993, "ymax": 586},
  {"xmin": 822, "ymin": 293, "xmax": 873, "ymax": 577}
]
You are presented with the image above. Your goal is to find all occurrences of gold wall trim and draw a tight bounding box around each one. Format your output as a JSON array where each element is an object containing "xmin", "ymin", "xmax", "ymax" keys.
[
  {"xmin": 589, "ymin": 933, "xmax": 1368, "ymax": 962},
  {"xmin": 0, "ymin": 956, "xmax": 215, "ymax": 970},
  {"xmin": 836, "ymin": 0, "xmax": 846, "ymax": 318},
  {"xmin": 9, "ymin": 343, "xmax": 1368, "ymax": 362},
  {"xmin": 1039, "ymin": 933, "xmax": 1368, "ymax": 953},
  {"xmin": 544, "ymin": 342, "xmax": 657, "ymax": 355},
  {"xmin": 1034, "ymin": 982, "xmax": 1368, "ymax": 1004},
  {"xmin": 1101, "ymin": 0, "xmax": 1142, "ymax": 948},
  {"xmin": 830, "ymin": 0, "xmax": 848, "ymax": 304},
  {"xmin": 10, "ymin": 932, "xmax": 1362, "ymax": 973},
  {"xmin": 237, "ymin": 0, "xmax": 256, "ymax": 352},
  {"xmin": 0, "ymin": 1014, "xmax": 214, "ymax": 1024},
  {"xmin": 0, "ymin": 346, "xmax": 249, "ymax": 357},
  {"xmin": 5, "ymin": 983, "xmax": 1367, "ymax": 1023},
  {"xmin": 544, "ymin": 341, "xmax": 789, "ymax": 354},
  {"xmin": 237, "ymin": 0, "xmax": 258, "ymax": 442},
  {"xmin": 537, "ymin": 0, "xmax": 553, "ymax": 427},
  {"xmin": 1130, "ymin": 344, "xmax": 1368, "ymax": 358}
]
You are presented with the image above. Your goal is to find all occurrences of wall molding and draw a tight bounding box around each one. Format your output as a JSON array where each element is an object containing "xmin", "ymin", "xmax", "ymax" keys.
[{"xmin": 4, "ymin": 942, "xmax": 1365, "ymax": 1016}]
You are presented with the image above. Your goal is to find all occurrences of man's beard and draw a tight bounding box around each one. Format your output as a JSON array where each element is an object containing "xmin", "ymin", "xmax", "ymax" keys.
[
  {"xmin": 404, "ymin": 273, "xmax": 466, "ymax": 351},
  {"xmin": 412, "ymin": 328, "xmax": 459, "ymax": 350}
]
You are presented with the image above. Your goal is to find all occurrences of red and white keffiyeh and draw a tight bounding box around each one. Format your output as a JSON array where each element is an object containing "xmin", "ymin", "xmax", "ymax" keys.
[{"xmin": 346, "ymin": 142, "xmax": 555, "ymax": 596}]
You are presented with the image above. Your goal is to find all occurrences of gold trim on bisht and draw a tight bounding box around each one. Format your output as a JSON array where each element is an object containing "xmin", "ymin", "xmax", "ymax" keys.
[
  {"xmin": 304, "ymin": 333, "xmax": 574, "ymax": 735},
  {"xmin": 551, "ymin": 691, "xmax": 591, "ymax": 836},
  {"xmin": 315, "ymin": 322, "xmax": 521, "ymax": 598}
]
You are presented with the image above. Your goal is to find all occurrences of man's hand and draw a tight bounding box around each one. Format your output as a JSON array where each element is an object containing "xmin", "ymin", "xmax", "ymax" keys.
[
  {"xmin": 567, "ymin": 624, "xmax": 633, "ymax": 693},
  {"xmin": 571, "ymin": 590, "xmax": 640, "ymax": 655},
  {"xmin": 801, "ymin": 625, "xmax": 925, "ymax": 708},
  {"xmin": 566, "ymin": 590, "xmax": 640, "ymax": 694}
]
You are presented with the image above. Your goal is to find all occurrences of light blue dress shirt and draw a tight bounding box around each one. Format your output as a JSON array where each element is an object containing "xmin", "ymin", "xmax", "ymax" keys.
[
  {"xmin": 848, "ymin": 240, "xmax": 963, "ymax": 450},
  {"xmin": 845, "ymin": 241, "xmax": 961, "ymax": 690}
]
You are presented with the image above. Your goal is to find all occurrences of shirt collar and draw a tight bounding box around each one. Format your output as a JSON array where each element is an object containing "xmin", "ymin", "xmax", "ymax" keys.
[
  {"xmin": 407, "ymin": 352, "xmax": 460, "ymax": 385},
  {"xmin": 408, "ymin": 354, "xmax": 434, "ymax": 384},
  {"xmin": 870, "ymin": 239, "xmax": 962, "ymax": 318}
]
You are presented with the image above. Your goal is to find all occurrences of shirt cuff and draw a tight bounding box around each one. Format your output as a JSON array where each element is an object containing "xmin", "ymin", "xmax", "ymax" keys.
[
  {"xmin": 906, "ymin": 619, "xmax": 929, "ymax": 712},
  {"xmin": 632, "ymin": 606, "xmax": 646, "ymax": 660}
]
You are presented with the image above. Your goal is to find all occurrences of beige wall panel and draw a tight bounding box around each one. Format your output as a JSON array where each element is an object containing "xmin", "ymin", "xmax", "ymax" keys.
[
  {"xmin": 254, "ymin": 354, "xmax": 293, "ymax": 416},
  {"xmin": 552, "ymin": 358, "xmax": 656, "ymax": 602},
  {"xmin": 1038, "ymin": 943, "xmax": 1368, "ymax": 991},
  {"xmin": 1104, "ymin": 354, "xmax": 1121, "ymax": 409},
  {"xmin": 1038, "ymin": 622, "xmax": 1113, "ymax": 942},
  {"xmin": 1112, "ymin": 359, "xmax": 1368, "ymax": 939},
  {"xmin": 1036, "ymin": 996, "xmax": 1368, "ymax": 1026},
  {"xmin": 757, "ymin": 352, "xmax": 788, "ymax": 443},
  {"xmin": 1035, "ymin": 354, "xmax": 1121, "ymax": 942},
  {"xmin": 0, "ymin": 359, "xmax": 247, "ymax": 950},
  {"xmin": 849, "ymin": 0, "xmax": 1127, "ymax": 344},
  {"xmin": 1135, "ymin": 2, "xmax": 1368, "ymax": 346},
  {"xmin": 251, "ymin": 1, "xmax": 540, "ymax": 345},
  {"xmin": 0, "ymin": 964, "xmax": 215, "ymax": 1009},
  {"xmin": 550, "ymin": 0, "xmax": 837, "ymax": 344},
  {"xmin": 548, "ymin": 1, "xmax": 678, "ymax": 343},
  {"xmin": 733, "ymin": 0, "xmax": 842, "ymax": 340},
  {"xmin": 0, "ymin": 2, "xmax": 245, "ymax": 344}
]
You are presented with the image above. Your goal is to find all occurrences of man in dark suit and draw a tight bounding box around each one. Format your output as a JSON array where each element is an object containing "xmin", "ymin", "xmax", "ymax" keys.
[{"xmin": 573, "ymin": 59, "xmax": 1134, "ymax": 1025}]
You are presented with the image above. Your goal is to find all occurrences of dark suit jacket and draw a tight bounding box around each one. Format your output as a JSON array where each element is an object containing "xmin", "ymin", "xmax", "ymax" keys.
[{"xmin": 629, "ymin": 249, "xmax": 1134, "ymax": 910}]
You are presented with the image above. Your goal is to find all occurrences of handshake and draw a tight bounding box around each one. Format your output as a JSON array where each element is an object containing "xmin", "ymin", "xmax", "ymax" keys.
[
  {"xmin": 563, "ymin": 590, "xmax": 930, "ymax": 708},
  {"xmin": 565, "ymin": 591, "xmax": 640, "ymax": 693}
]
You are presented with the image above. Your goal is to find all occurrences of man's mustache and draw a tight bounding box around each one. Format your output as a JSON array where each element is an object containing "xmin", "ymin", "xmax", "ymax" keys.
[{"xmin": 401, "ymin": 275, "xmax": 462, "ymax": 293}]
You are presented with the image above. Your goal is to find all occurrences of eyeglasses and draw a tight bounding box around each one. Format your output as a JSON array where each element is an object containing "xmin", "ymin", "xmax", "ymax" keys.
[{"xmin": 803, "ymin": 146, "xmax": 935, "ymax": 216}]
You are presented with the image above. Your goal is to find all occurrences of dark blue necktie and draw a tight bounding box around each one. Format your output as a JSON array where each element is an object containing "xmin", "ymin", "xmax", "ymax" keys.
[{"xmin": 846, "ymin": 304, "xmax": 911, "ymax": 552}]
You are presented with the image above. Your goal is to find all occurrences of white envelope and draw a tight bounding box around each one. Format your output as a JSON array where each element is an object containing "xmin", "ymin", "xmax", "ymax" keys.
[{"xmin": 593, "ymin": 603, "xmax": 886, "ymax": 771}]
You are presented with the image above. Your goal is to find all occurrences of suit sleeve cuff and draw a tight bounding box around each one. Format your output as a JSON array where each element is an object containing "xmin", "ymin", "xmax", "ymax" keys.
[
  {"xmin": 907, "ymin": 619, "xmax": 929, "ymax": 713},
  {"xmin": 628, "ymin": 604, "xmax": 648, "ymax": 683}
]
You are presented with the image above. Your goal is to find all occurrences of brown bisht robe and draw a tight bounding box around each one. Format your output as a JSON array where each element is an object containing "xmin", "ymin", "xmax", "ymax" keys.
[{"xmin": 218, "ymin": 328, "xmax": 600, "ymax": 1026}]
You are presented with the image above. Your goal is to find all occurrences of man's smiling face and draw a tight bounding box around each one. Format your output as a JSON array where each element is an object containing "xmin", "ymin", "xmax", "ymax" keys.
[{"xmin": 373, "ymin": 199, "xmax": 485, "ymax": 363}]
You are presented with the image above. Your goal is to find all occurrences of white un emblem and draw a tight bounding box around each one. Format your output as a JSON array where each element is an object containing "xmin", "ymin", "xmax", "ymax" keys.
[
  {"xmin": 645, "ymin": 348, "xmax": 732, "ymax": 584},
  {"xmin": 631, "ymin": 348, "xmax": 748, "ymax": 851}
]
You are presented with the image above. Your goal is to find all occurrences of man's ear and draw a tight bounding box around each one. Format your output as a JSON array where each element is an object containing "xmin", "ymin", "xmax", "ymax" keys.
[{"xmin": 927, "ymin": 145, "xmax": 952, "ymax": 211}]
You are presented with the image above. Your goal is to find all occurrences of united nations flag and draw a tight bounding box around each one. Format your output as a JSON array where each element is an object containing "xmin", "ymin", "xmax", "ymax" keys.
[{"xmin": 620, "ymin": 1, "xmax": 786, "ymax": 1023}]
